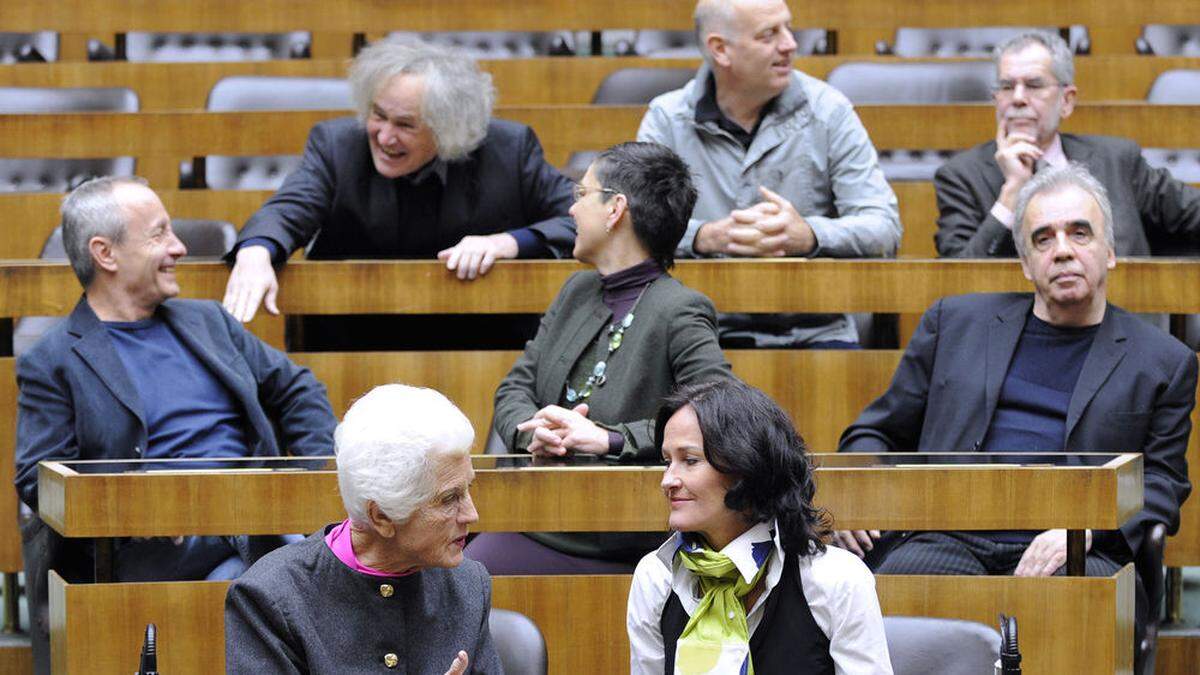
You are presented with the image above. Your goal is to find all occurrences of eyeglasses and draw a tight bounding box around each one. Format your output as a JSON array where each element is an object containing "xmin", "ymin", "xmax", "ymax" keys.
[
  {"xmin": 992, "ymin": 79, "xmax": 1067, "ymax": 99},
  {"xmin": 572, "ymin": 183, "xmax": 621, "ymax": 202}
]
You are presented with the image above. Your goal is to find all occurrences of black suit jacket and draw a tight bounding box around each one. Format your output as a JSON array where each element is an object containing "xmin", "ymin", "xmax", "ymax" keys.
[
  {"xmin": 934, "ymin": 133, "xmax": 1200, "ymax": 257},
  {"xmin": 839, "ymin": 293, "xmax": 1196, "ymax": 559},
  {"xmin": 235, "ymin": 116, "xmax": 576, "ymax": 260}
]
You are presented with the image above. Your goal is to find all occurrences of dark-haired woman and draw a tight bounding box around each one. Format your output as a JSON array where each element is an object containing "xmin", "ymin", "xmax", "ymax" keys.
[
  {"xmin": 627, "ymin": 380, "xmax": 892, "ymax": 674},
  {"xmin": 466, "ymin": 142, "xmax": 734, "ymax": 575}
]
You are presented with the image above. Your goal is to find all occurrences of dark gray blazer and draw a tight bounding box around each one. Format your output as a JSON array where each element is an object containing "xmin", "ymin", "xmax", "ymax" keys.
[
  {"xmin": 934, "ymin": 133, "xmax": 1200, "ymax": 257},
  {"xmin": 226, "ymin": 527, "xmax": 502, "ymax": 674},
  {"xmin": 235, "ymin": 116, "xmax": 577, "ymax": 260},
  {"xmin": 839, "ymin": 293, "xmax": 1196, "ymax": 559},
  {"xmin": 15, "ymin": 297, "xmax": 336, "ymax": 509},
  {"xmin": 493, "ymin": 270, "xmax": 734, "ymax": 460}
]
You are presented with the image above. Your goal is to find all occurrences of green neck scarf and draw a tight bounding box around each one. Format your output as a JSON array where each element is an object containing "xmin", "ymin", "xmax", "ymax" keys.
[{"xmin": 674, "ymin": 543, "xmax": 769, "ymax": 675}]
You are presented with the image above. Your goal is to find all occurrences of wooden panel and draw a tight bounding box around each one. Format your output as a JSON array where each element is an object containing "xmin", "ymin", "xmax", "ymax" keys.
[
  {"xmin": 0, "ymin": 639, "xmax": 31, "ymax": 675},
  {"xmin": 492, "ymin": 575, "xmax": 632, "ymax": 675},
  {"xmin": 0, "ymin": 359, "xmax": 21, "ymax": 573},
  {"xmin": 37, "ymin": 452, "xmax": 1141, "ymax": 537},
  {"xmin": 1157, "ymin": 630, "xmax": 1200, "ymax": 675},
  {"xmin": 876, "ymin": 564, "xmax": 1136, "ymax": 675},
  {"xmin": 0, "ymin": 105, "xmax": 1197, "ymax": 169},
  {"xmin": 46, "ymin": 569, "xmax": 1133, "ymax": 675},
  {"xmin": 1, "ymin": 0, "xmax": 1194, "ymax": 36},
  {"xmin": 1165, "ymin": 365, "xmax": 1200, "ymax": 566},
  {"xmin": 8, "ymin": 55, "xmax": 1196, "ymax": 109},
  {"xmin": 293, "ymin": 350, "xmax": 521, "ymax": 454},
  {"xmin": 3, "ymin": 259, "xmax": 1200, "ymax": 318},
  {"xmin": 49, "ymin": 572, "xmax": 228, "ymax": 675}
]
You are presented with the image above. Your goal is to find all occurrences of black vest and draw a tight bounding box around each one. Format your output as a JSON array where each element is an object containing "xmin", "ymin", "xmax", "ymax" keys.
[{"xmin": 660, "ymin": 553, "xmax": 834, "ymax": 674}]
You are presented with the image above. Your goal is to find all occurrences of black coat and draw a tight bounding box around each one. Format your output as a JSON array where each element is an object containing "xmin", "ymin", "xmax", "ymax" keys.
[
  {"xmin": 839, "ymin": 293, "xmax": 1196, "ymax": 559},
  {"xmin": 235, "ymin": 116, "xmax": 576, "ymax": 260}
]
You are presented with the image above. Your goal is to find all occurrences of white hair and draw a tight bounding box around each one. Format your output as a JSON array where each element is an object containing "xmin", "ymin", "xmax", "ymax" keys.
[
  {"xmin": 348, "ymin": 37, "xmax": 495, "ymax": 161},
  {"xmin": 993, "ymin": 30, "xmax": 1075, "ymax": 86},
  {"xmin": 335, "ymin": 384, "xmax": 474, "ymax": 526}
]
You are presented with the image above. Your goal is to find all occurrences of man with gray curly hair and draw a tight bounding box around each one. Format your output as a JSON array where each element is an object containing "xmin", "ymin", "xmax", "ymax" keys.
[
  {"xmin": 936, "ymin": 29, "xmax": 1200, "ymax": 258},
  {"xmin": 226, "ymin": 384, "xmax": 502, "ymax": 674},
  {"xmin": 224, "ymin": 37, "xmax": 575, "ymax": 325}
]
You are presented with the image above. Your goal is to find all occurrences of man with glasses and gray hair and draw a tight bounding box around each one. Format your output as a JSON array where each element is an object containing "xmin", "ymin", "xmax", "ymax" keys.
[{"xmin": 936, "ymin": 30, "xmax": 1200, "ymax": 258}]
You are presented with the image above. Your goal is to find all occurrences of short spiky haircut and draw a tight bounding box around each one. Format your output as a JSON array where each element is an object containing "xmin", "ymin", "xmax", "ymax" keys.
[{"xmin": 591, "ymin": 142, "xmax": 698, "ymax": 269}]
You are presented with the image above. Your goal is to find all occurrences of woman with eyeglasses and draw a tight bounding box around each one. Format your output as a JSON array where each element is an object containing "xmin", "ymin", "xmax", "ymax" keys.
[
  {"xmin": 628, "ymin": 379, "xmax": 892, "ymax": 674},
  {"xmin": 466, "ymin": 141, "xmax": 734, "ymax": 575}
]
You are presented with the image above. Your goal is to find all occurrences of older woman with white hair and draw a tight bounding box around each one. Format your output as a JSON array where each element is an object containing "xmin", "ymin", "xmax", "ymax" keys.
[
  {"xmin": 225, "ymin": 384, "xmax": 502, "ymax": 674},
  {"xmin": 222, "ymin": 35, "xmax": 576, "ymax": 330}
]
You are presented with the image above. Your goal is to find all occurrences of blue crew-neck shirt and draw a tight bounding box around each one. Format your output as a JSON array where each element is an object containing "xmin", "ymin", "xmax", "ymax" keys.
[
  {"xmin": 982, "ymin": 312, "xmax": 1100, "ymax": 453},
  {"xmin": 980, "ymin": 311, "xmax": 1099, "ymax": 543},
  {"xmin": 105, "ymin": 316, "xmax": 249, "ymax": 459}
]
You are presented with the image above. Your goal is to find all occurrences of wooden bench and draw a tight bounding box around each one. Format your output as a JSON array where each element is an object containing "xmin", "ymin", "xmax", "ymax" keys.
[
  {"xmin": 2, "ymin": 0, "xmax": 1194, "ymax": 56},
  {"xmin": 40, "ymin": 453, "xmax": 1142, "ymax": 673},
  {"xmin": 0, "ymin": 103, "xmax": 1196, "ymax": 187},
  {"xmin": 4, "ymin": 55, "xmax": 1198, "ymax": 109}
]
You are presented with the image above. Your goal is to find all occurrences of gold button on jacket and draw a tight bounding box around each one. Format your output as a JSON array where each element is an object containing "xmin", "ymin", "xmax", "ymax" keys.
[
  {"xmin": 379, "ymin": 583, "xmax": 394, "ymax": 598},
  {"xmin": 383, "ymin": 653, "xmax": 399, "ymax": 668}
]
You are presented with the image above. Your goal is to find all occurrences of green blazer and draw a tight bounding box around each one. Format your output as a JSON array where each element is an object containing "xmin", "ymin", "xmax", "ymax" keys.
[{"xmin": 494, "ymin": 270, "xmax": 733, "ymax": 460}]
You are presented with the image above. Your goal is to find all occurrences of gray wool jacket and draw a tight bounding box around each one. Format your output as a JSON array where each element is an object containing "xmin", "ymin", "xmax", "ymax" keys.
[{"xmin": 225, "ymin": 528, "xmax": 502, "ymax": 674}]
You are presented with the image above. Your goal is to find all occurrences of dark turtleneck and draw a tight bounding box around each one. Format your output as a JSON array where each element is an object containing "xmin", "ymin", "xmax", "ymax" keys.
[{"xmin": 599, "ymin": 258, "xmax": 665, "ymax": 322}]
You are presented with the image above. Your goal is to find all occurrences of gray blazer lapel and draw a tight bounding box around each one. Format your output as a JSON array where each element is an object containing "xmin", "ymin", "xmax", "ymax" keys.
[
  {"xmin": 66, "ymin": 301, "xmax": 145, "ymax": 426},
  {"xmin": 1065, "ymin": 307, "xmax": 1127, "ymax": 441},
  {"xmin": 984, "ymin": 298, "xmax": 1030, "ymax": 427}
]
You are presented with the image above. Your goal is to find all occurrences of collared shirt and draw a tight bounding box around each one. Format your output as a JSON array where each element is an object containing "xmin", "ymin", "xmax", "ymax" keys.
[
  {"xmin": 990, "ymin": 134, "xmax": 1068, "ymax": 228},
  {"xmin": 694, "ymin": 74, "xmax": 778, "ymax": 150},
  {"xmin": 627, "ymin": 522, "xmax": 893, "ymax": 674}
]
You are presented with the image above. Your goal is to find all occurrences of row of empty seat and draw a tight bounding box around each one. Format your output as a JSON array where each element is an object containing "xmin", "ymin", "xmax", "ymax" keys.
[
  {"xmin": 4, "ymin": 25, "xmax": 1200, "ymax": 62},
  {"xmin": 3, "ymin": 63, "xmax": 1199, "ymax": 193}
]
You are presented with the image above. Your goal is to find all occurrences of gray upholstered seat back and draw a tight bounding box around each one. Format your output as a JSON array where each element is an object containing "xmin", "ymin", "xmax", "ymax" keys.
[
  {"xmin": 204, "ymin": 76, "xmax": 353, "ymax": 190},
  {"xmin": 0, "ymin": 87, "xmax": 138, "ymax": 193},
  {"xmin": 385, "ymin": 31, "xmax": 577, "ymax": 58},
  {"xmin": 124, "ymin": 32, "xmax": 311, "ymax": 62},
  {"xmin": 488, "ymin": 609, "xmax": 547, "ymax": 675},
  {"xmin": 0, "ymin": 32, "xmax": 57, "ymax": 63},
  {"xmin": 827, "ymin": 62, "xmax": 992, "ymax": 181},
  {"xmin": 1144, "ymin": 70, "xmax": 1200, "ymax": 184},
  {"xmin": 887, "ymin": 26, "xmax": 1089, "ymax": 56},
  {"xmin": 1139, "ymin": 25, "xmax": 1200, "ymax": 56},
  {"xmin": 884, "ymin": 616, "xmax": 1001, "ymax": 675}
]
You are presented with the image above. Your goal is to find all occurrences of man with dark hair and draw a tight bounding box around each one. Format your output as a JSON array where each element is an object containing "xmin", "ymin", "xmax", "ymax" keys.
[
  {"xmin": 638, "ymin": 0, "xmax": 900, "ymax": 348},
  {"xmin": 936, "ymin": 30, "xmax": 1200, "ymax": 257},
  {"xmin": 840, "ymin": 163, "xmax": 1195, "ymax": 651},
  {"xmin": 16, "ymin": 177, "xmax": 336, "ymax": 673}
]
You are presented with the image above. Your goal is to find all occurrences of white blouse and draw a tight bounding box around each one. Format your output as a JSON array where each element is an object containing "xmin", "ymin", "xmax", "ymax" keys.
[{"xmin": 626, "ymin": 522, "xmax": 893, "ymax": 675}]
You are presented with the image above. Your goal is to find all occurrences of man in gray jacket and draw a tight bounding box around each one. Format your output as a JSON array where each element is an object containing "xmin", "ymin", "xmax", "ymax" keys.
[{"xmin": 638, "ymin": 0, "xmax": 900, "ymax": 347}]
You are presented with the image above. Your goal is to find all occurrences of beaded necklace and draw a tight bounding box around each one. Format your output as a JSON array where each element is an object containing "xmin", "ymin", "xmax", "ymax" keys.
[{"xmin": 565, "ymin": 285, "xmax": 650, "ymax": 404}]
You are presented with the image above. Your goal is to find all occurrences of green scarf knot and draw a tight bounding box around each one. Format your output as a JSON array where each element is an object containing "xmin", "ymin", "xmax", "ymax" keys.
[{"xmin": 674, "ymin": 544, "xmax": 768, "ymax": 675}]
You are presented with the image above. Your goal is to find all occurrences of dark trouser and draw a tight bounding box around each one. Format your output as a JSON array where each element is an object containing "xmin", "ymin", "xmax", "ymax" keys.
[{"xmin": 875, "ymin": 531, "xmax": 1146, "ymax": 655}]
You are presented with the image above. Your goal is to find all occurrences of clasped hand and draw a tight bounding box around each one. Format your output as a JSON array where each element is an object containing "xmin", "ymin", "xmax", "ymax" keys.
[
  {"xmin": 698, "ymin": 186, "xmax": 815, "ymax": 257},
  {"xmin": 516, "ymin": 403, "xmax": 610, "ymax": 456}
]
